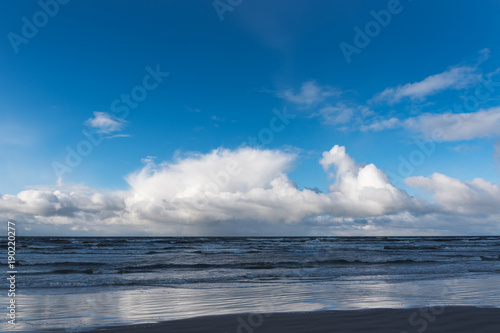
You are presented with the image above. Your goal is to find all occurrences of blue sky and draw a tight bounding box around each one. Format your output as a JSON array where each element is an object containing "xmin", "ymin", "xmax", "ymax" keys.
[{"xmin": 1, "ymin": 0, "xmax": 500, "ymax": 236}]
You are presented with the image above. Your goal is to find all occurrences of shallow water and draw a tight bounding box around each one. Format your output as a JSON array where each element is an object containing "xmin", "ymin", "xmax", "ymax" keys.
[{"xmin": 4, "ymin": 276, "xmax": 500, "ymax": 332}]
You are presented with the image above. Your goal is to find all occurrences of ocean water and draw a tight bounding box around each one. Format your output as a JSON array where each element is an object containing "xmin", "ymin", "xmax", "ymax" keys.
[{"xmin": 3, "ymin": 236, "xmax": 500, "ymax": 331}]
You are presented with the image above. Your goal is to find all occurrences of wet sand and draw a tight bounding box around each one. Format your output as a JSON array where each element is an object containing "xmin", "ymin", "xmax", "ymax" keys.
[{"xmin": 85, "ymin": 306, "xmax": 500, "ymax": 332}]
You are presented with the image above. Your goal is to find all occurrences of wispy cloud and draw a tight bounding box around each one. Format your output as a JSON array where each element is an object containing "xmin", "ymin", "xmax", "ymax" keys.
[
  {"xmin": 277, "ymin": 81, "xmax": 340, "ymax": 107},
  {"xmin": 275, "ymin": 81, "xmax": 375, "ymax": 130},
  {"xmin": 104, "ymin": 134, "xmax": 131, "ymax": 139},
  {"xmin": 493, "ymin": 142, "xmax": 500, "ymax": 161},
  {"xmin": 362, "ymin": 106, "xmax": 500, "ymax": 141},
  {"xmin": 85, "ymin": 112, "xmax": 128, "ymax": 134},
  {"xmin": 404, "ymin": 107, "xmax": 500, "ymax": 141},
  {"xmin": 211, "ymin": 115, "xmax": 225, "ymax": 122},
  {"xmin": 372, "ymin": 66, "xmax": 481, "ymax": 104},
  {"xmin": 184, "ymin": 106, "xmax": 201, "ymax": 113},
  {"xmin": 314, "ymin": 103, "xmax": 374, "ymax": 128},
  {"xmin": 372, "ymin": 49, "xmax": 492, "ymax": 105},
  {"xmin": 360, "ymin": 117, "xmax": 401, "ymax": 132}
]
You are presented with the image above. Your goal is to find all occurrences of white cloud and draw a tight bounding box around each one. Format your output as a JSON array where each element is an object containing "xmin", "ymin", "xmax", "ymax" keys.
[
  {"xmin": 372, "ymin": 66, "xmax": 481, "ymax": 104},
  {"xmin": 406, "ymin": 173, "xmax": 500, "ymax": 215},
  {"xmin": 2, "ymin": 146, "xmax": 500, "ymax": 235},
  {"xmin": 362, "ymin": 107, "xmax": 500, "ymax": 142},
  {"xmin": 318, "ymin": 146, "xmax": 417, "ymax": 216},
  {"xmin": 0, "ymin": 185, "xmax": 125, "ymax": 218},
  {"xmin": 85, "ymin": 112, "xmax": 127, "ymax": 134},
  {"xmin": 277, "ymin": 81, "xmax": 339, "ymax": 107}
]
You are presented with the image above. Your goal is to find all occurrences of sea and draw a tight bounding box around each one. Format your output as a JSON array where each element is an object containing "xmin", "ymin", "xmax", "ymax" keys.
[{"xmin": 3, "ymin": 236, "xmax": 500, "ymax": 332}]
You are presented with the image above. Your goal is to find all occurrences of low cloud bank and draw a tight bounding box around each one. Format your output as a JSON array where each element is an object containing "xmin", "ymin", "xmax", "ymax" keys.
[{"xmin": 2, "ymin": 146, "xmax": 499, "ymax": 235}]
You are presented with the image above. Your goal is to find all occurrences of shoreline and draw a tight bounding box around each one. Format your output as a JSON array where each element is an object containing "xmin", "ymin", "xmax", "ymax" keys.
[{"xmin": 81, "ymin": 307, "xmax": 500, "ymax": 333}]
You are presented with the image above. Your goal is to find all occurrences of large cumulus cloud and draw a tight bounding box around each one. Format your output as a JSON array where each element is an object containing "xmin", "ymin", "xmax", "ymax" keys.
[{"xmin": 122, "ymin": 146, "xmax": 417, "ymax": 225}]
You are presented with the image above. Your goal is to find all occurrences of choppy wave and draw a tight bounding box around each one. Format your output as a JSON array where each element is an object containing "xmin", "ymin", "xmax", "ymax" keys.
[{"xmin": 15, "ymin": 236, "xmax": 500, "ymax": 288}]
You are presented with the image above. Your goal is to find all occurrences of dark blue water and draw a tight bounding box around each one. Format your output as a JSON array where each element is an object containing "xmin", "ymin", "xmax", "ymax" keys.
[{"xmin": 14, "ymin": 236, "xmax": 500, "ymax": 288}]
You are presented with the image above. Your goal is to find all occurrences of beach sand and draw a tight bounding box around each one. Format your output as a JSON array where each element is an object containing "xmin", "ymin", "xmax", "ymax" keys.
[{"xmin": 85, "ymin": 306, "xmax": 500, "ymax": 332}]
